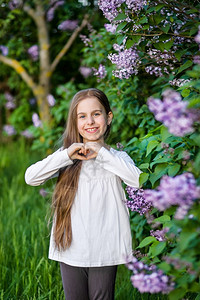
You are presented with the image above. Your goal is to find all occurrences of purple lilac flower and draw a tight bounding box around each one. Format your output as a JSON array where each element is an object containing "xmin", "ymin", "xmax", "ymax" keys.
[
  {"xmin": 79, "ymin": 66, "xmax": 92, "ymax": 78},
  {"xmin": 39, "ymin": 188, "xmax": 48, "ymax": 197},
  {"xmin": 148, "ymin": 89, "xmax": 200, "ymax": 137},
  {"xmin": 3, "ymin": 125, "xmax": 16, "ymax": 136},
  {"xmin": 4, "ymin": 92, "xmax": 16, "ymax": 109},
  {"xmin": 32, "ymin": 113, "xmax": 42, "ymax": 128},
  {"xmin": 161, "ymin": 142, "xmax": 174, "ymax": 155},
  {"xmin": 125, "ymin": 187, "xmax": 152, "ymax": 215},
  {"xmin": 47, "ymin": 94, "xmax": 56, "ymax": 107},
  {"xmin": 193, "ymin": 55, "xmax": 200, "ymax": 64},
  {"xmin": 144, "ymin": 173, "xmax": 200, "ymax": 219},
  {"xmin": 47, "ymin": 1, "xmax": 64, "ymax": 22},
  {"xmin": 116, "ymin": 142, "xmax": 124, "ymax": 150},
  {"xmin": 104, "ymin": 23, "xmax": 117, "ymax": 33},
  {"xmin": 8, "ymin": 0, "xmax": 22, "ymax": 10},
  {"xmin": 29, "ymin": 98, "xmax": 36, "ymax": 106},
  {"xmin": 79, "ymin": 34, "xmax": 92, "ymax": 47},
  {"xmin": 20, "ymin": 129, "xmax": 33, "ymax": 138},
  {"xmin": 92, "ymin": 64, "xmax": 107, "ymax": 79},
  {"xmin": 27, "ymin": 45, "xmax": 39, "ymax": 62},
  {"xmin": 150, "ymin": 228, "xmax": 169, "ymax": 242},
  {"xmin": 108, "ymin": 42, "xmax": 141, "ymax": 79},
  {"xmin": 125, "ymin": 0, "xmax": 147, "ymax": 11},
  {"xmin": 98, "ymin": 0, "xmax": 125, "ymax": 22},
  {"xmin": 126, "ymin": 256, "xmax": 174, "ymax": 294},
  {"xmin": 0, "ymin": 45, "xmax": 8, "ymax": 56},
  {"xmin": 169, "ymin": 78, "xmax": 192, "ymax": 87},
  {"xmin": 58, "ymin": 20, "xmax": 78, "ymax": 31},
  {"xmin": 194, "ymin": 26, "xmax": 200, "ymax": 44}
]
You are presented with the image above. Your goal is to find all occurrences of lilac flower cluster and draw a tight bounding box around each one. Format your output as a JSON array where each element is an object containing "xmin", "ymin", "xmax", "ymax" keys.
[
  {"xmin": 194, "ymin": 26, "xmax": 200, "ymax": 64},
  {"xmin": 20, "ymin": 129, "xmax": 33, "ymax": 139},
  {"xmin": 116, "ymin": 142, "xmax": 124, "ymax": 150},
  {"xmin": 161, "ymin": 143, "xmax": 174, "ymax": 155},
  {"xmin": 98, "ymin": 0, "xmax": 147, "ymax": 22},
  {"xmin": 163, "ymin": 256, "xmax": 195, "ymax": 275},
  {"xmin": 58, "ymin": 20, "xmax": 78, "ymax": 31},
  {"xmin": 127, "ymin": 256, "xmax": 174, "ymax": 294},
  {"xmin": 98, "ymin": 0, "xmax": 124, "ymax": 22},
  {"xmin": 0, "ymin": 45, "xmax": 8, "ymax": 56},
  {"xmin": 79, "ymin": 34, "xmax": 92, "ymax": 47},
  {"xmin": 3, "ymin": 125, "xmax": 16, "ymax": 136},
  {"xmin": 39, "ymin": 188, "xmax": 48, "ymax": 197},
  {"xmin": 169, "ymin": 78, "xmax": 192, "ymax": 87},
  {"xmin": 92, "ymin": 64, "xmax": 107, "ymax": 79},
  {"xmin": 27, "ymin": 45, "xmax": 39, "ymax": 62},
  {"xmin": 47, "ymin": 0, "xmax": 64, "ymax": 22},
  {"xmin": 144, "ymin": 173, "xmax": 200, "ymax": 219},
  {"xmin": 125, "ymin": 187, "xmax": 152, "ymax": 215},
  {"xmin": 4, "ymin": 92, "xmax": 16, "ymax": 109},
  {"xmin": 104, "ymin": 23, "xmax": 117, "ymax": 33},
  {"xmin": 150, "ymin": 228, "xmax": 169, "ymax": 242},
  {"xmin": 147, "ymin": 89, "xmax": 200, "ymax": 137},
  {"xmin": 145, "ymin": 49, "xmax": 176, "ymax": 77},
  {"xmin": 8, "ymin": 0, "xmax": 22, "ymax": 10},
  {"xmin": 79, "ymin": 66, "xmax": 92, "ymax": 78},
  {"xmin": 47, "ymin": 94, "xmax": 56, "ymax": 107},
  {"xmin": 108, "ymin": 42, "xmax": 141, "ymax": 79},
  {"xmin": 32, "ymin": 113, "xmax": 42, "ymax": 128},
  {"xmin": 126, "ymin": 0, "xmax": 147, "ymax": 11}
]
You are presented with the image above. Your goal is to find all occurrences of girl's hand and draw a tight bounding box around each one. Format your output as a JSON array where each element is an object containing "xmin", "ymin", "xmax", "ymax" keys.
[
  {"xmin": 67, "ymin": 142, "xmax": 104, "ymax": 160},
  {"xmin": 84, "ymin": 142, "xmax": 103, "ymax": 159},
  {"xmin": 67, "ymin": 143, "xmax": 89, "ymax": 160}
]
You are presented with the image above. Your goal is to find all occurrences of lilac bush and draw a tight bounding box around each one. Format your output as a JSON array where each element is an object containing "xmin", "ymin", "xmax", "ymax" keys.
[
  {"xmin": 3, "ymin": 125, "xmax": 16, "ymax": 136},
  {"xmin": 27, "ymin": 45, "xmax": 39, "ymax": 62},
  {"xmin": 125, "ymin": 187, "xmax": 152, "ymax": 215},
  {"xmin": 144, "ymin": 173, "xmax": 200, "ymax": 219},
  {"xmin": 92, "ymin": 64, "xmax": 107, "ymax": 79},
  {"xmin": 32, "ymin": 113, "xmax": 42, "ymax": 128},
  {"xmin": 127, "ymin": 256, "xmax": 174, "ymax": 294},
  {"xmin": 58, "ymin": 20, "xmax": 78, "ymax": 31},
  {"xmin": 0, "ymin": 45, "xmax": 8, "ymax": 56},
  {"xmin": 147, "ymin": 89, "xmax": 200, "ymax": 137},
  {"xmin": 108, "ymin": 41, "xmax": 141, "ymax": 79}
]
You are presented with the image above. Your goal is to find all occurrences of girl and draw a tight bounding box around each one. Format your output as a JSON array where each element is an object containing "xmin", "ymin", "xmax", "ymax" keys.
[{"xmin": 25, "ymin": 88, "xmax": 141, "ymax": 300}]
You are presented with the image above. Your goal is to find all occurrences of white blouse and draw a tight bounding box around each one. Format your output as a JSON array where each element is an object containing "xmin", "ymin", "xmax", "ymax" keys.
[{"xmin": 25, "ymin": 147, "xmax": 141, "ymax": 267}]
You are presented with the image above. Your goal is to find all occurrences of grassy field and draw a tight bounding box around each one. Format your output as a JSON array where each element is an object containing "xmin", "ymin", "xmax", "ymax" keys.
[{"xmin": 0, "ymin": 140, "xmax": 169, "ymax": 299}]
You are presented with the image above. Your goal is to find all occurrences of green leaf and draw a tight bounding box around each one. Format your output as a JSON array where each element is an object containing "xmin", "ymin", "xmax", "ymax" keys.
[
  {"xmin": 169, "ymin": 288, "xmax": 186, "ymax": 300},
  {"xmin": 177, "ymin": 60, "xmax": 193, "ymax": 75},
  {"xmin": 140, "ymin": 16, "xmax": 148, "ymax": 24},
  {"xmin": 181, "ymin": 89, "xmax": 190, "ymax": 97},
  {"xmin": 149, "ymin": 241, "xmax": 166, "ymax": 257},
  {"xmin": 129, "ymin": 35, "xmax": 141, "ymax": 44},
  {"xmin": 161, "ymin": 24, "xmax": 170, "ymax": 33},
  {"xmin": 158, "ymin": 261, "xmax": 171, "ymax": 272},
  {"xmin": 163, "ymin": 39, "xmax": 174, "ymax": 51},
  {"xmin": 114, "ymin": 13, "xmax": 127, "ymax": 21},
  {"xmin": 149, "ymin": 163, "xmax": 168, "ymax": 186},
  {"xmin": 168, "ymin": 164, "xmax": 181, "ymax": 177},
  {"xmin": 161, "ymin": 126, "xmax": 171, "ymax": 141},
  {"xmin": 174, "ymin": 50, "xmax": 187, "ymax": 61},
  {"xmin": 153, "ymin": 215, "xmax": 171, "ymax": 224},
  {"xmin": 117, "ymin": 35, "xmax": 126, "ymax": 45},
  {"xmin": 116, "ymin": 22, "xmax": 127, "ymax": 32},
  {"xmin": 139, "ymin": 172, "xmax": 149, "ymax": 185},
  {"xmin": 126, "ymin": 39, "xmax": 135, "ymax": 49},
  {"xmin": 137, "ymin": 236, "xmax": 157, "ymax": 248},
  {"xmin": 146, "ymin": 140, "xmax": 159, "ymax": 156},
  {"xmin": 138, "ymin": 163, "xmax": 149, "ymax": 169}
]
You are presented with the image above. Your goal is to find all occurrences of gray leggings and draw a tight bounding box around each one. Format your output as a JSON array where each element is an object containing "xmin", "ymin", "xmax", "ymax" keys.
[{"xmin": 60, "ymin": 262, "xmax": 117, "ymax": 300}]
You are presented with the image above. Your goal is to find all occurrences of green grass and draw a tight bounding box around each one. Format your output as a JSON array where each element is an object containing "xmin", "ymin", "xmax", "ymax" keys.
[{"xmin": 0, "ymin": 139, "xmax": 169, "ymax": 299}]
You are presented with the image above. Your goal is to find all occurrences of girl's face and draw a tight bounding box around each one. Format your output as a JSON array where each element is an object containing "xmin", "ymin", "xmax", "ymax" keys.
[{"xmin": 76, "ymin": 97, "xmax": 113, "ymax": 143}]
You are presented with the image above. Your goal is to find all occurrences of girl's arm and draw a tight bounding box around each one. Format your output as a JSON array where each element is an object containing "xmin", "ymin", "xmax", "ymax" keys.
[
  {"xmin": 95, "ymin": 147, "xmax": 142, "ymax": 187},
  {"xmin": 25, "ymin": 148, "xmax": 73, "ymax": 186}
]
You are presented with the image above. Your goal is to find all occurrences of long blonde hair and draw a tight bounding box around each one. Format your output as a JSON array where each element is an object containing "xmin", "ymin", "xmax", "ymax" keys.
[{"xmin": 52, "ymin": 88, "xmax": 112, "ymax": 250}]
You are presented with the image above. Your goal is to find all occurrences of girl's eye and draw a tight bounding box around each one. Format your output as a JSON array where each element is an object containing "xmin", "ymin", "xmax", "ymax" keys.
[
  {"xmin": 94, "ymin": 113, "xmax": 100, "ymax": 116},
  {"xmin": 79, "ymin": 115, "xmax": 85, "ymax": 119}
]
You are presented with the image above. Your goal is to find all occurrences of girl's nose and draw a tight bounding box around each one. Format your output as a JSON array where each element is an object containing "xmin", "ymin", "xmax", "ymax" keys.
[{"xmin": 87, "ymin": 116, "xmax": 94, "ymax": 125}]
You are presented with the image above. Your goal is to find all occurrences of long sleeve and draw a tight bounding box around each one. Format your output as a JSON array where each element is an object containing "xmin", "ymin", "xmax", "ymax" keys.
[
  {"xmin": 25, "ymin": 148, "xmax": 73, "ymax": 186},
  {"xmin": 95, "ymin": 147, "xmax": 142, "ymax": 187}
]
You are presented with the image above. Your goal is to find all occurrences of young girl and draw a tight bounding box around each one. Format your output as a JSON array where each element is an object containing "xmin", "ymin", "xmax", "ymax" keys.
[{"xmin": 25, "ymin": 88, "xmax": 141, "ymax": 300}]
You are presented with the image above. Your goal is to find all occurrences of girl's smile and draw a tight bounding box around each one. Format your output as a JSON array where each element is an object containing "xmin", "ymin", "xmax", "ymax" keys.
[{"xmin": 77, "ymin": 97, "xmax": 113, "ymax": 143}]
